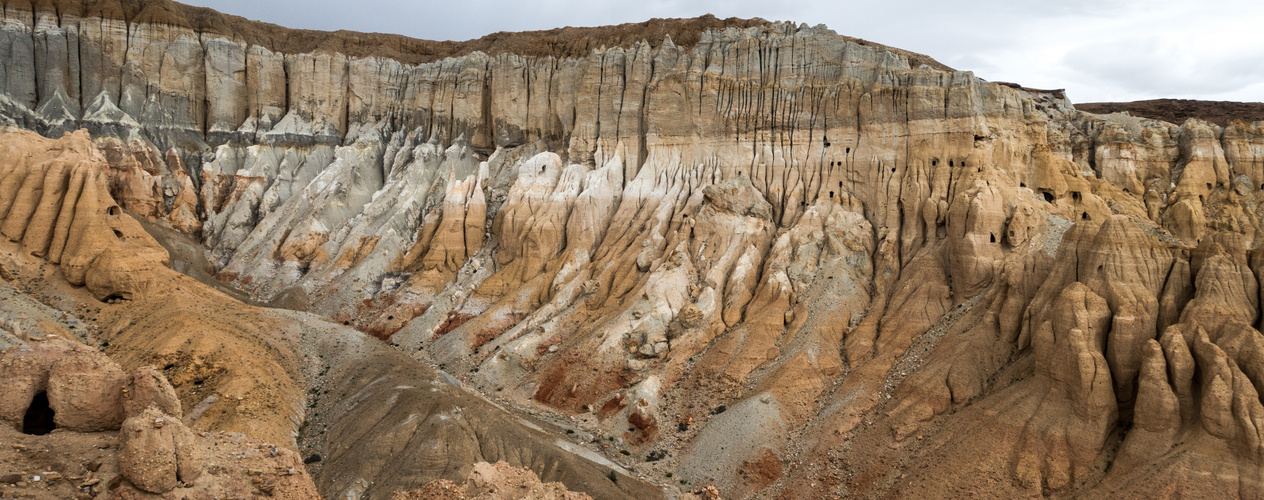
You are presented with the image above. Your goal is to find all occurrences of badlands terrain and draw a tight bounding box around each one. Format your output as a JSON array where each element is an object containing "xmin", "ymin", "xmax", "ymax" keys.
[{"xmin": 2, "ymin": 0, "xmax": 1264, "ymax": 498}]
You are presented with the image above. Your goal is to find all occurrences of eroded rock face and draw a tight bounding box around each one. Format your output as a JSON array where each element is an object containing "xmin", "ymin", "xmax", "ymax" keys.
[
  {"xmin": 122, "ymin": 365, "xmax": 182, "ymax": 418},
  {"xmin": 392, "ymin": 462, "xmax": 593, "ymax": 500},
  {"xmin": 0, "ymin": 337, "xmax": 128, "ymax": 432},
  {"xmin": 3, "ymin": 1, "xmax": 1264, "ymax": 498},
  {"xmin": 0, "ymin": 129, "xmax": 169, "ymax": 300},
  {"xmin": 0, "ymin": 335, "xmax": 194, "ymax": 436},
  {"xmin": 118, "ymin": 405, "xmax": 203, "ymax": 493}
]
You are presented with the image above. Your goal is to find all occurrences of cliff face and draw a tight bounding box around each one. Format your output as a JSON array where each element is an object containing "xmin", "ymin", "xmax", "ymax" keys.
[{"xmin": 4, "ymin": 1, "xmax": 1264, "ymax": 498}]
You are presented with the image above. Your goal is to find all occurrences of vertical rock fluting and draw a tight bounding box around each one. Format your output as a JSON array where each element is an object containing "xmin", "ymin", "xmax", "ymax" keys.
[
  {"xmin": 3, "ymin": 2, "xmax": 1264, "ymax": 497},
  {"xmin": 0, "ymin": 129, "xmax": 169, "ymax": 300}
]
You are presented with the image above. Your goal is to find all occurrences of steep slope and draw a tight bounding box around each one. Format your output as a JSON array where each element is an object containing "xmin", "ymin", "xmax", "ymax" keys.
[
  {"xmin": 0, "ymin": 130, "xmax": 658, "ymax": 498},
  {"xmin": 2, "ymin": 1, "xmax": 1264, "ymax": 498}
]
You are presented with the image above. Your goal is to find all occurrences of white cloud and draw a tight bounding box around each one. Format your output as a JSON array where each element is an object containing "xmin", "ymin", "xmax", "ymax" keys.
[{"xmin": 183, "ymin": 0, "xmax": 1264, "ymax": 103}]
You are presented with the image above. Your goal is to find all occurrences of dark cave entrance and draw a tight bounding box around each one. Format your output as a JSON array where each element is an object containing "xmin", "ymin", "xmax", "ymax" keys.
[{"xmin": 22, "ymin": 392, "xmax": 56, "ymax": 435}]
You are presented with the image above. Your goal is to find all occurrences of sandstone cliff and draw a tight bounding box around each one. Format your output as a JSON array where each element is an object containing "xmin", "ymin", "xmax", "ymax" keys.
[{"xmin": 2, "ymin": 1, "xmax": 1264, "ymax": 498}]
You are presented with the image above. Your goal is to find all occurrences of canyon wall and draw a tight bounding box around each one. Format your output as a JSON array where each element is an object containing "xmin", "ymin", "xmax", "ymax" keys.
[{"xmin": 4, "ymin": 0, "xmax": 1264, "ymax": 497}]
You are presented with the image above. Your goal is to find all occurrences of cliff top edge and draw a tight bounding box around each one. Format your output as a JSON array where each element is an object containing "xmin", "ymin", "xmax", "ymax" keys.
[{"xmin": 2, "ymin": 0, "xmax": 955, "ymax": 70}]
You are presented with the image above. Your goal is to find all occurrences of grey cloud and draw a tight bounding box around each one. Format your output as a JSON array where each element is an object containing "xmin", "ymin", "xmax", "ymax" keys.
[{"xmin": 1062, "ymin": 36, "xmax": 1264, "ymax": 99}]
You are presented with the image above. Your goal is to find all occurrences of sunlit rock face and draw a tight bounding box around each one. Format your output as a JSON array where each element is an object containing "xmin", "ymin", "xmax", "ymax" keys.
[{"xmin": 4, "ymin": 1, "xmax": 1264, "ymax": 497}]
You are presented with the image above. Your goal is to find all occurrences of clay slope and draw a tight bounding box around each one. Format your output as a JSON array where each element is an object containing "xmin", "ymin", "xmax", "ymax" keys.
[
  {"xmin": 2, "ymin": 1, "xmax": 1264, "ymax": 498},
  {"xmin": 0, "ymin": 131, "xmax": 658, "ymax": 498}
]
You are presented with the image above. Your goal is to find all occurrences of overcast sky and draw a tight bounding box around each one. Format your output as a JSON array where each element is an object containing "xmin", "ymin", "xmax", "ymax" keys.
[{"xmin": 183, "ymin": 0, "xmax": 1264, "ymax": 104}]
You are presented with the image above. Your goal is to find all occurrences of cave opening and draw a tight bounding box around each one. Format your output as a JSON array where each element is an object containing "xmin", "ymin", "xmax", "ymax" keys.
[{"xmin": 22, "ymin": 392, "xmax": 55, "ymax": 435}]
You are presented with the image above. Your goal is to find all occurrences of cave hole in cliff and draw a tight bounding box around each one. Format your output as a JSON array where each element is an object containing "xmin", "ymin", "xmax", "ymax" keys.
[
  {"xmin": 1020, "ymin": 182, "xmax": 1027, "ymax": 188},
  {"xmin": 830, "ymin": 191, "xmax": 835, "ymax": 198},
  {"xmin": 932, "ymin": 159, "xmax": 938, "ymax": 166},
  {"xmin": 101, "ymin": 293, "xmax": 128, "ymax": 303},
  {"xmin": 846, "ymin": 147, "xmax": 851, "ymax": 154},
  {"xmin": 112, "ymin": 229, "xmax": 124, "ymax": 240},
  {"xmin": 1207, "ymin": 183, "xmax": 1213, "ymax": 190},
  {"xmin": 990, "ymin": 233, "xmax": 996, "ymax": 243},
  {"xmin": 1041, "ymin": 191, "xmax": 1055, "ymax": 203},
  {"xmin": 107, "ymin": 206, "xmax": 121, "ymax": 216},
  {"xmin": 825, "ymin": 141, "xmax": 831, "ymax": 147},
  {"xmin": 21, "ymin": 392, "xmax": 55, "ymax": 435},
  {"xmin": 1082, "ymin": 211, "xmax": 1090, "ymax": 220},
  {"xmin": 1071, "ymin": 191, "xmax": 1082, "ymax": 202},
  {"xmin": 949, "ymin": 160, "xmax": 954, "ymax": 167}
]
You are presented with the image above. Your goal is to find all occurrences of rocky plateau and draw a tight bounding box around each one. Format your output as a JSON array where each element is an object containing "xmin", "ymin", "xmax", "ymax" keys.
[{"xmin": 1, "ymin": 0, "xmax": 1264, "ymax": 498}]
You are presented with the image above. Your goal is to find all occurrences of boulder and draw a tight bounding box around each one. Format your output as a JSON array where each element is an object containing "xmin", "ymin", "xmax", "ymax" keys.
[
  {"xmin": 123, "ymin": 366, "xmax": 182, "ymax": 419},
  {"xmin": 118, "ymin": 406, "xmax": 204, "ymax": 494},
  {"xmin": 46, "ymin": 348, "xmax": 127, "ymax": 431}
]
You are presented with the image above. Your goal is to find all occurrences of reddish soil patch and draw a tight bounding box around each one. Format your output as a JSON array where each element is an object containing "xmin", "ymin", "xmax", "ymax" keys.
[
  {"xmin": 362, "ymin": 304, "xmax": 428, "ymax": 340},
  {"xmin": 470, "ymin": 313, "xmax": 526, "ymax": 352},
  {"xmin": 533, "ymin": 364, "xmax": 571, "ymax": 406},
  {"xmin": 598, "ymin": 394, "xmax": 627, "ymax": 419},
  {"xmin": 739, "ymin": 448, "xmax": 784, "ymax": 490},
  {"xmin": 435, "ymin": 312, "xmax": 474, "ymax": 337},
  {"xmin": 534, "ymin": 359, "xmax": 630, "ymax": 413},
  {"xmin": 626, "ymin": 408, "xmax": 659, "ymax": 443},
  {"xmin": 534, "ymin": 337, "xmax": 561, "ymax": 356}
]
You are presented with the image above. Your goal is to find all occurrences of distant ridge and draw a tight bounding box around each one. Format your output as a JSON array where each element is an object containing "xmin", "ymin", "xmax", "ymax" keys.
[
  {"xmin": 1078, "ymin": 98, "xmax": 1264, "ymax": 126},
  {"xmin": 2, "ymin": 0, "xmax": 951, "ymax": 69}
]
